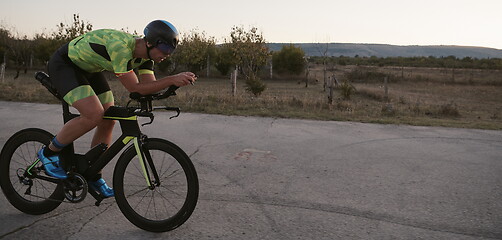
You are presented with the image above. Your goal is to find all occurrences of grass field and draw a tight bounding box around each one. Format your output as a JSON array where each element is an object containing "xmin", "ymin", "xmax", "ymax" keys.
[{"xmin": 0, "ymin": 66, "xmax": 501, "ymax": 130}]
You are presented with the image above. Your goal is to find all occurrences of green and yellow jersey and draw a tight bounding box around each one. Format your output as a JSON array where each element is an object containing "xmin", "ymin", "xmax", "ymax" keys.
[{"xmin": 68, "ymin": 29, "xmax": 154, "ymax": 76}]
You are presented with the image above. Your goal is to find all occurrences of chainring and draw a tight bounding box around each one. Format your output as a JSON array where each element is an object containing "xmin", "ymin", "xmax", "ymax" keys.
[{"xmin": 63, "ymin": 173, "xmax": 88, "ymax": 203}]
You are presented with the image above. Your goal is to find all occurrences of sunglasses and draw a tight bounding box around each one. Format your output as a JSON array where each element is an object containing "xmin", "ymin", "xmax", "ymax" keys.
[{"xmin": 156, "ymin": 42, "xmax": 175, "ymax": 55}]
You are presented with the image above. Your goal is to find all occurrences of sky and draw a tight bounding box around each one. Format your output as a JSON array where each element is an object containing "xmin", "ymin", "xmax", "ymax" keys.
[{"xmin": 1, "ymin": 0, "xmax": 502, "ymax": 49}]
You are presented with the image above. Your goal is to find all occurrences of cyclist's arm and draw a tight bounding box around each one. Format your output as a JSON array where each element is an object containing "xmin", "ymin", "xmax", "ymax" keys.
[
  {"xmin": 119, "ymin": 71, "xmax": 195, "ymax": 95},
  {"xmin": 138, "ymin": 72, "xmax": 156, "ymax": 83}
]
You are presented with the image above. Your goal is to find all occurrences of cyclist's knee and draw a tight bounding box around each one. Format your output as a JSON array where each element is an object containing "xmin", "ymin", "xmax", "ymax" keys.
[
  {"xmin": 81, "ymin": 109, "xmax": 105, "ymax": 127},
  {"xmin": 99, "ymin": 118, "xmax": 116, "ymax": 129},
  {"xmin": 72, "ymin": 96, "xmax": 106, "ymax": 127}
]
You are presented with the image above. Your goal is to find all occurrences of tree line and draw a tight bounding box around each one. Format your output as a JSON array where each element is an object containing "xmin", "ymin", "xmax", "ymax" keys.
[
  {"xmin": 1, "ymin": 14, "xmax": 500, "ymax": 95},
  {"xmin": 0, "ymin": 14, "xmax": 310, "ymax": 95},
  {"xmin": 0, "ymin": 14, "xmax": 278, "ymax": 95},
  {"xmin": 310, "ymin": 55, "xmax": 502, "ymax": 70}
]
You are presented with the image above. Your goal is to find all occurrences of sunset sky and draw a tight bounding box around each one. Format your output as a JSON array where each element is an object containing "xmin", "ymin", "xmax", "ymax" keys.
[{"xmin": 2, "ymin": 0, "xmax": 501, "ymax": 49}]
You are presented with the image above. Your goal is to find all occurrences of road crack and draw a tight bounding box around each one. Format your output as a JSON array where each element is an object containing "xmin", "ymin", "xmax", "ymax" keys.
[
  {"xmin": 66, "ymin": 202, "xmax": 115, "ymax": 240},
  {"xmin": 198, "ymin": 193, "xmax": 502, "ymax": 240},
  {"xmin": 0, "ymin": 203, "xmax": 101, "ymax": 239}
]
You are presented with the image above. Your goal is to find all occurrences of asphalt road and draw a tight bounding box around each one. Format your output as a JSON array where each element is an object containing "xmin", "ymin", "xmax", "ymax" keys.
[{"xmin": 0, "ymin": 101, "xmax": 501, "ymax": 240}]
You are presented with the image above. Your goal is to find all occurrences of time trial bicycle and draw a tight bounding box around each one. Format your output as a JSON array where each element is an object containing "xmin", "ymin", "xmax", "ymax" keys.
[{"xmin": 0, "ymin": 72, "xmax": 199, "ymax": 232}]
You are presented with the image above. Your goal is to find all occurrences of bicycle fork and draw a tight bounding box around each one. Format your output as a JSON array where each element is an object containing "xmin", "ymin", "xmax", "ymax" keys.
[{"xmin": 132, "ymin": 135, "xmax": 161, "ymax": 190}]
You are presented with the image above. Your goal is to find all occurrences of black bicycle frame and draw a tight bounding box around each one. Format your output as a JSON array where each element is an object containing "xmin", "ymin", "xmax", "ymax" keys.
[{"xmin": 59, "ymin": 101, "xmax": 158, "ymax": 196}]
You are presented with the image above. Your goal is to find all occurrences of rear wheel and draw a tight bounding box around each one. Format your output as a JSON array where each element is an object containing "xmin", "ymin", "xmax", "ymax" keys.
[
  {"xmin": 114, "ymin": 138, "xmax": 199, "ymax": 232},
  {"xmin": 0, "ymin": 128, "xmax": 64, "ymax": 215}
]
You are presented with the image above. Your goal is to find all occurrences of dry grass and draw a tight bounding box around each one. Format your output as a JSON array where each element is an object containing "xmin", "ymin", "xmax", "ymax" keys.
[{"xmin": 1, "ymin": 66, "xmax": 501, "ymax": 130}]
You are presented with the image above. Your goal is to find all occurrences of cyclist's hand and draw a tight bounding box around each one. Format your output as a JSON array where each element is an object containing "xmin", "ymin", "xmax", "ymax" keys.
[{"xmin": 174, "ymin": 72, "xmax": 197, "ymax": 87}]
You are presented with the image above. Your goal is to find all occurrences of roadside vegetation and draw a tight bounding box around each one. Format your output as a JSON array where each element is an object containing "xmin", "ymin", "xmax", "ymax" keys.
[
  {"xmin": 1, "ymin": 65, "xmax": 500, "ymax": 130},
  {"xmin": 0, "ymin": 14, "xmax": 501, "ymax": 130}
]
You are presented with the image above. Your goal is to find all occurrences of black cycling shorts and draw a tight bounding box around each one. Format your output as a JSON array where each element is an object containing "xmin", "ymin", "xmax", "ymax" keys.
[{"xmin": 47, "ymin": 44, "xmax": 114, "ymax": 105}]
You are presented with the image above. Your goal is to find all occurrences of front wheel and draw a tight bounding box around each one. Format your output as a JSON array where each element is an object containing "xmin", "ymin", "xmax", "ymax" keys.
[{"xmin": 113, "ymin": 138, "xmax": 199, "ymax": 232}]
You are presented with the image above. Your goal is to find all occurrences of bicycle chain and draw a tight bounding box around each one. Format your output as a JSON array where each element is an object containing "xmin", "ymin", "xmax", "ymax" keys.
[{"xmin": 19, "ymin": 170, "xmax": 88, "ymax": 204}]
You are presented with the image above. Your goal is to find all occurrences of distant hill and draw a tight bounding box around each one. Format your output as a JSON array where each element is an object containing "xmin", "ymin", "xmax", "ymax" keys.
[{"xmin": 267, "ymin": 43, "xmax": 502, "ymax": 59}]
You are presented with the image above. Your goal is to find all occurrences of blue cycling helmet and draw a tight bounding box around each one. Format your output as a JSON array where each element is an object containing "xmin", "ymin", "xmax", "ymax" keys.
[{"xmin": 144, "ymin": 20, "xmax": 179, "ymax": 55}]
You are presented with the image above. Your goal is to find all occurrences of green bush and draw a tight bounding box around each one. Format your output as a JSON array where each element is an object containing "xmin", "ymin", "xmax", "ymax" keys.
[
  {"xmin": 339, "ymin": 81, "xmax": 356, "ymax": 100},
  {"xmin": 272, "ymin": 44, "xmax": 306, "ymax": 75},
  {"xmin": 439, "ymin": 102, "xmax": 460, "ymax": 117},
  {"xmin": 245, "ymin": 74, "xmax": 266, "ymax": 96}
]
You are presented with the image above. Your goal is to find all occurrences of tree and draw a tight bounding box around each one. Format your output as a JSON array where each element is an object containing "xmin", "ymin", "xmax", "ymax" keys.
[
  {"xmin": 0, "ymin": 25, "xmax": 34, "ymax": 78},
  {"xmin": 171, "ymin": 29, "xmax": 216, "ymax": 74},
  {"xmin": 0, "ymin": 26, "xmax": 11, "ymax": 64},
  {"xmin": 214, "ymin": 44, "xmax": 235, "ymax": 76},
  {"xmin": 315, "ymin": 42, "xmax": 330, "ymax": 91},
  {"xmin": 9, "ymin": 36, "xmax": 34, "ymax": 78},
  {"xmin": 0, "ymin": 26, "xmax": 11, "ymax": 81},
  {"xmin": 24, "ymin": 14, "xmax": 94, "ymax": 66},
  {"xmin": 272, "ymin": 44, "xmax": 306, "ymax": 75},
  {"xmin": 32, "ymin": 33, "xmax": 59, "ymax": 63},
  {"xmin": 52, "ymin": 14, "xmax": 93, "ymax": 44},
  {"xmin": 228, "ymin": 26, "xmax": 269, "ymax": 96}
]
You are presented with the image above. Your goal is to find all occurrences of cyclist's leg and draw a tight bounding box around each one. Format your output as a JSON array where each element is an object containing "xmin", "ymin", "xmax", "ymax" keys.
[
  {"xmin": 58, "ymin": 95, "xmax": 115, "ymax": 197},
  {"xmin": 38, "ymin": 95, "xmax": 103, "ymax": 178},
  {"xmin": 89, "ymin": 105, "xmax": 116, "ymax": 197},
  {"xmin": 88, "ymin": 72, "xmax": 115, "ymax": 148},
  {"xmin": 55, "ymin": 95, "xmax": 105, "ymax": 145},
  {"xmin": 91, "ymin": 101, "xmax": 115, "ymax": 147},
  {"xmin": 47, "ymin": 46, "xmax": 114, "ymax": 194},
  {"xmin": 86, "ymin": 72, "xmax": 115, "ymax": 197},
  {"xmin": 40, "ymin": 44, "xmax": 102, "ymax": 178},
  {"xmin": 39, "ymin": 94, "xmax": 104, "ymax": 179}
]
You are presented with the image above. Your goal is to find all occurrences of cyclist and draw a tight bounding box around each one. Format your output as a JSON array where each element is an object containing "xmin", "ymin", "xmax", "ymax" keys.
[{"xmin": 39, "ymin": 20, "xmax": 196, "ymax": 198}]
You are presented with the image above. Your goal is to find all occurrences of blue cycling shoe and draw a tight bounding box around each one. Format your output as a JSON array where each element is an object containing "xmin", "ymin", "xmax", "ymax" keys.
[
  {"xmin": 89, "ymin": 178, "xmax": 114, "ymax": 198},
  {"xmin": 38, "ymin": 148, "xmax": 67, "ymax": 179}
]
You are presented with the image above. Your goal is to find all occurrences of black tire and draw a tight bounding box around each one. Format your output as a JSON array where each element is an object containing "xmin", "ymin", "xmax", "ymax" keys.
[
  {"xmin": 0, "ymin": 128, "xmax": 64, "ymax": 215},
  {"xmin": 113, "ymin": 138, "xmax": 199, "ymax": 232}
]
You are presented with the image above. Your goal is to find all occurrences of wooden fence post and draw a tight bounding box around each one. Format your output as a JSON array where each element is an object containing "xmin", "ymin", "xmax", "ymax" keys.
[
  {"xmin": 231, "ymin": 67, "xmax": 237, "ymax": 96},
  {"xmin": 269, "ymin": 58, "xmax": 273, "ymax": 80},
  {"xmin": 206, "ymin": 55, "xmax": 210, "ymax": 77},
  {"xmin": 304, "ymin": 57, "xmax": 309, "ymax": 88},
  {"xmin": 384, "ymin": 76, "xmax": 389, "ymax": 100},
  {"xmin": 0, "ymin": 63, "xmax": 5, "ymax": 83},
  {"xmin": 328, "ymin": 74, "xmax": 336, "ymax": 104}
]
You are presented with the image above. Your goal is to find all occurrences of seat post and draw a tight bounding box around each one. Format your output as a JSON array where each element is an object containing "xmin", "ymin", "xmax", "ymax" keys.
[{"xmin": 62, "ymin": 102, "xmax": 73, "ymax": 124}]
